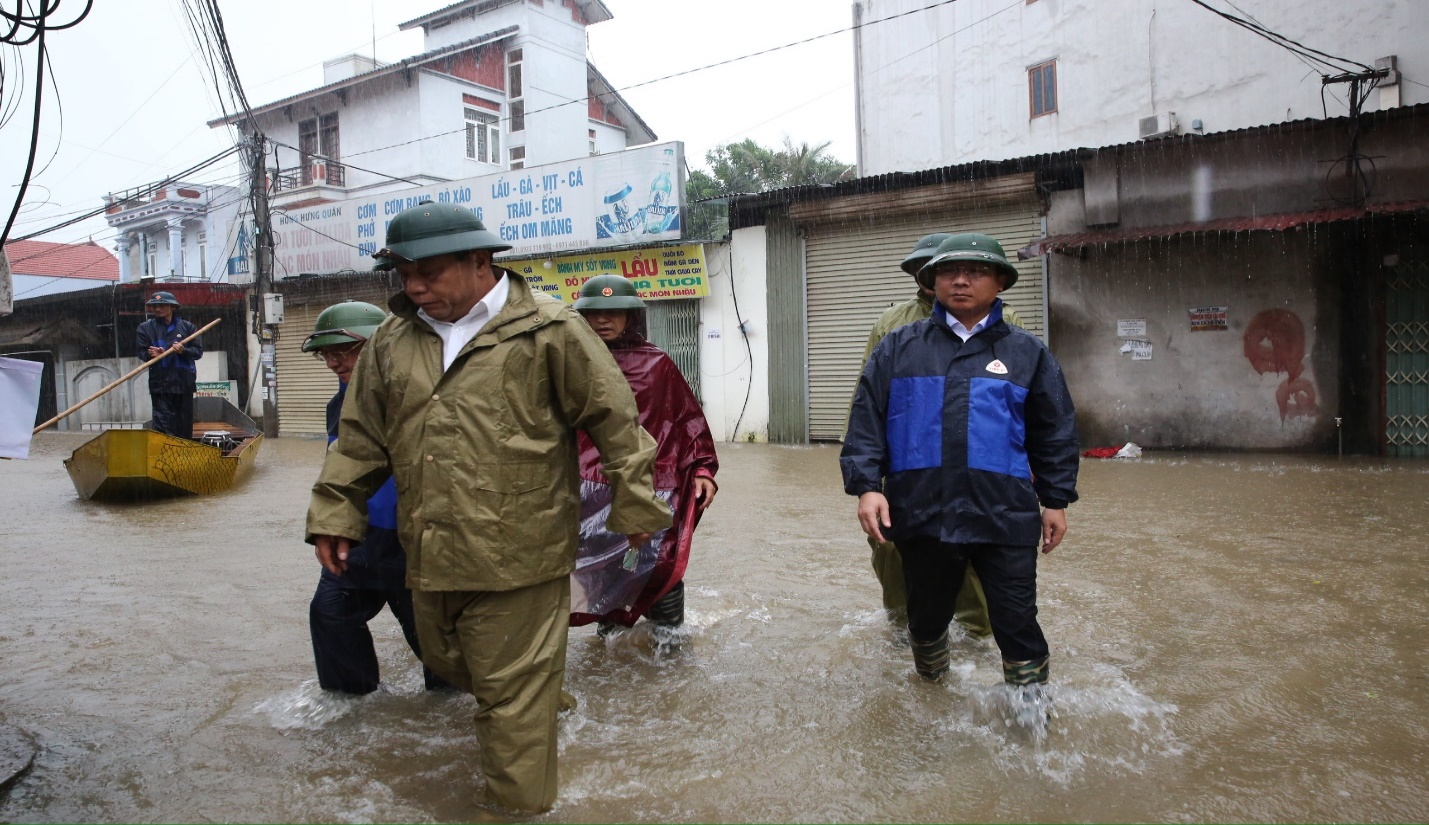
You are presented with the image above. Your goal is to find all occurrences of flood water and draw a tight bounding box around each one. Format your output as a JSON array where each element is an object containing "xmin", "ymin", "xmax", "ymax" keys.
[{"xmin": 1, "ymin": 435, "xmax": 1426, "ymax": 823}]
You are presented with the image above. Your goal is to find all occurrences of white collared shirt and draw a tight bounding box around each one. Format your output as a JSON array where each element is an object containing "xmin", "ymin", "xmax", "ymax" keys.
[
  {"xmin": 418, "ymin": 273, "xmax": 511, "ymax": 371},
  {"xmin": 950, "ymin": 312, "xmax": 990, "ymax": 342}
]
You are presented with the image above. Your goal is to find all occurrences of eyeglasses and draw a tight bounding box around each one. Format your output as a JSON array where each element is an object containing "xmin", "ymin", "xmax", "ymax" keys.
[{"xmin": 312, "ymin": 343, "xmax": 362, "ymax": 363}]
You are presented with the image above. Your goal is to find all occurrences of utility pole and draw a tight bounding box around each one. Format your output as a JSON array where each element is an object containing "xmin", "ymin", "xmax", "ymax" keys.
[{"xmin": 250, "ymin": 131, "xmax": 279, "ymax": 438}]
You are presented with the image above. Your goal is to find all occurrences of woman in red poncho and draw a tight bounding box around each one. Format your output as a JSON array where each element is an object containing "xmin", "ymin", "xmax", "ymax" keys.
[{"xmin": 570, "ymin": 274, "xmax": 718, "ymax": 635}]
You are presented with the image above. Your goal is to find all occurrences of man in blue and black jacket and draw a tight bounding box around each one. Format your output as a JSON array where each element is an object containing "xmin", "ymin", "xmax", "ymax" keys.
[
  {"xmin": 841, "ymin": 233, "xmax": 1079, "ymax": 689},
  {"xmin": 137, "ymin": 291, "xmax": 202, "ymax": 439}
]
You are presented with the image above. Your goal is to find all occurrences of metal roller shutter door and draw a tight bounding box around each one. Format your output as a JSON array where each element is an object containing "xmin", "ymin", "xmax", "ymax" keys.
[
  {"xmin": 803, "ymin": 202, "xmax": 1044, "ymax": 441},
  {"xmin": 275, "ymin": 304, "xmax": 337, "ymax": 437},
  {"xmin": 645, "ymin": 298, "xmax": 702, "ymax": 400}
]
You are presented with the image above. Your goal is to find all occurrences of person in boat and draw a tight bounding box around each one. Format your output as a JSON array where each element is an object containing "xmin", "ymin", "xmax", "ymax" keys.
[
  {"xmin": 301, "ymin": 300, "xmax": 443, "ymax": 696},
  {"xmin": 568, "ymin": 274, "xmax": 718, "ymax": 637},
  {"xmin": 841, "ymin": 233, "xmax": 1079, "ymax": 688},
  {"xmin": 305, "ymin": 203, "xmax": 668, "ymax": 814},
  {"xmin": 136, "ymin": 291, "xmax": 202, "ymax": 439}
]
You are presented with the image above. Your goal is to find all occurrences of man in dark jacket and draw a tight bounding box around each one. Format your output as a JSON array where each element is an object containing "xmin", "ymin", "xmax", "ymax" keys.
[
  {"xmin": 136, "ymin": 291, "xmax": 202, "ymax": 439},
  {"xmin": 841, "ymin": 233, "xmax": 1079, "ymax": 689},
  {"xmin": 301, "ymin": 300, "xmax": 442, "ymax": 695}
]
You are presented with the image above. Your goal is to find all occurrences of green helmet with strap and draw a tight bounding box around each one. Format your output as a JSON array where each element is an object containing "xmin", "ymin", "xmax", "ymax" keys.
[
  {"xmin": 372, "ymin": 201, "xmax": 511, "ymax": 271},
  {"xmin": 916, "ymin": 232, "xmax": 1020, "ymax": 290},
  {"xmin": 900, "ymin": 232, "xmax": 953, "ymax": 276},
  {"xmin": 301, "ymin": 300, "xmax": 388, "ymax": 352},
  {"xmin": 573, "ymin": 274, "xmax": 646, "ymax": 310}
]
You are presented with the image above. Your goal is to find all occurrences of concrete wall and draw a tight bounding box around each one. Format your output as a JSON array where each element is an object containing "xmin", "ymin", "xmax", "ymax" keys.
[
  {"xmin": 854, "ymin": 0, "xmax": 1429, "ymax": 175},
  {"xmin": 699, "ymin": 231, "xmax": 770, "ymax": 442},
  {"xmin": 1049, "ymin": 230, "xmax": 1340, "ymax": 450}
]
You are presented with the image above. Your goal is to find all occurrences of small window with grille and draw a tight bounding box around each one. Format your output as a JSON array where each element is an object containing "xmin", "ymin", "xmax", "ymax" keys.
[
  {"xmin": 465, "ymin": 108, "xmax": 500, "ymax": 163},
  {"xmin": 1029, "ymin": 60, "xmax": 1057, "ymax": 118}
]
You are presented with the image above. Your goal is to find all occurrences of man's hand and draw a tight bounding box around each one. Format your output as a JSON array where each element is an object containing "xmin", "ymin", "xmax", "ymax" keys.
[
  {"xmin": 1040, "ymin": 508, "xmax": 1067, "ymax": 554},
  {"xmin": 147, "ymin": 346, "xmax": 163, "ymax": 358},
  {"xmin": 171, "ymin": 342, "xmax": 185, "ymax": 354},
  {"xmin": 626, "ymin": 531, "xmax": 653, "ymax": 549},
  {"xmin": 693, "ymin": 477, "xmax": 717, "ymax": 512},
  {"xmin": 314, "ymin": 535, "xmax": 352, "ymax": 575},
  {"xmin": 857, "ymin": 492, "xmax": 891, "ymax": 543}
]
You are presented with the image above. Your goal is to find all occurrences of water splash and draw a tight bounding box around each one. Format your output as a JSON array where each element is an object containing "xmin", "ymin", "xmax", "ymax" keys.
[{"xmin": 253, "ymin": 680, "xmax": 358, "ymax": 730}]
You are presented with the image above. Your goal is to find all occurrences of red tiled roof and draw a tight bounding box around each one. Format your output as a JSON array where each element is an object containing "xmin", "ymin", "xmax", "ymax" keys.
[{"xmin": 5, "ymin": 239, "xmax": 119, "ymax": 281}]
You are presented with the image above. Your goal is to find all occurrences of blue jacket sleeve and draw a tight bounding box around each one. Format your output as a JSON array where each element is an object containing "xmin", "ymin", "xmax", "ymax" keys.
[
  {"xmin": 136, "ymin": 321, "xmax": 158, "ymax": 361},
  {"xmin": 180, "ymin": 320, "xmax": 203, "ymax": 363},
  {"xmin": 840, "ymin": 337, "xmax": 893, "ymax": 497},
  {"xmin": 1025, "ymin": 347, "xmax": 1080, "ymax": 509}
]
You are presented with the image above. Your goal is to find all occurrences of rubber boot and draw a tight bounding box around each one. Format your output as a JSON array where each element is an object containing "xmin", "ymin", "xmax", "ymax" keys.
[
  {"xmin": 1002, "ymin": 656, "xmax": 1050, "ymax": 686},
  {"xmin": 646, "ymin": 581, "xmax": 685, "ymax": 628},
  {"xmin": 910, "ymin": 631, "xmax": 950, "ymax": 681}
]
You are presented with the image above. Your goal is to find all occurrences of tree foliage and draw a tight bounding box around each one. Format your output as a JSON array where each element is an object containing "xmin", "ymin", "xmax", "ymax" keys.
[{"xmin": 684, "ymin": 138, "xmax": 856, "ymax": 239}]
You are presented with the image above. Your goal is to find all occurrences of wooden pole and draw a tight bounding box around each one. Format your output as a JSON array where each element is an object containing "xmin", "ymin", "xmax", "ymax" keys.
[{"xmin": 31, "ymin": 317, "xmax": 222, "ymax": 434}]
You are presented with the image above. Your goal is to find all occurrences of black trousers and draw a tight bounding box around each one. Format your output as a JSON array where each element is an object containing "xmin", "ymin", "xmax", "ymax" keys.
[
  {"xmin": 309, "ymin": 576, "xmax": 445, "ymax": 694},
  {"xmin": 150, "ymin": 392, "xmax": 193, "ymax": 439},
  {"xmin": 898, "ymin": 538, "xmax": 1049, "ymax": 664}
]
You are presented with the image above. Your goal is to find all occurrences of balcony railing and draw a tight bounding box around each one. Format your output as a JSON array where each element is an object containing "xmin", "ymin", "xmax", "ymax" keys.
[{"xmin": 271, "ymin": 162, "xmax": 346, "ymax": 192}]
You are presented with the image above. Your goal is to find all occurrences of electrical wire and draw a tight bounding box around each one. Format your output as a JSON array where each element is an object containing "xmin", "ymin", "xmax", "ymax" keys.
[
  {"xmin": 1185, "ymin": 0, "xmax": 1370, "ymax": 75},
  {"xmin": 336, "ymin": 0, "xmax": 992, "ymax": 162}
]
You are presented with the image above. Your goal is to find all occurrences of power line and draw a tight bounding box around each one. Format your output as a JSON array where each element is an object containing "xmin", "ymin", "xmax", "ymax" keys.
[
  {"xmin": 339, "ymin": 0, "xmax": 982, "ymax": 163},
  {"xmin": 1186, "ymin": 0, "xmax": 1371, "ymax": 76},
  {"xmin": 10, "ymin": 144, "xmax": 243, "ymax": 242}
]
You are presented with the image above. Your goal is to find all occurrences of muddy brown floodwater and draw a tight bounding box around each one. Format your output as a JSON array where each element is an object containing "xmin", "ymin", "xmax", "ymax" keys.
[{"xmin": 1, "ymin": 434, "xmax": 1426, "ymax": 823}]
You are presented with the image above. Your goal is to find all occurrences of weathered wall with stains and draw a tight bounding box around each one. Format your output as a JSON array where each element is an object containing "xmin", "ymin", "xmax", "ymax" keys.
[{"xmin": 1048, "ymin": 230, "xmax": 1341, "ymax": 450}]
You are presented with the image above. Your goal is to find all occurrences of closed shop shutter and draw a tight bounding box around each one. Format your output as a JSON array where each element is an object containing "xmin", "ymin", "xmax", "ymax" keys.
[
  {"xmin": 645, "ymin": 298, "xmax": 702, "ymax": 400},
  {"xmin": 275, "ymin": 302, "xmax": 336, "ymax": 437},
  {"xmin": 803, "ymin": 201, "xmax": 1044, "ymax": 441}
]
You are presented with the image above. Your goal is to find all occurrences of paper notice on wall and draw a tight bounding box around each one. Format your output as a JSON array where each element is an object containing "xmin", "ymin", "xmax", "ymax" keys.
[
  {"xmin": 0, "ymin": 356, "xmax": 44, "ymax": 459},
  {"xmin": 1119, "ymin": 339, "xmax": 1153, "ymax": 360},
  {"xmin": 1188, "ymin": 305, "xmax": 1228, "ymax": 331},
  {"xmin": 1117, "ymin": 319, "xmax": 1147, "ymax": 337}
]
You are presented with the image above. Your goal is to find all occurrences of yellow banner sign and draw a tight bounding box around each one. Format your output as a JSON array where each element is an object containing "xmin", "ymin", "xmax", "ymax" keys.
[{"xmin": 512, "ymin": 243, "xmax": 709, "ymax": 303}]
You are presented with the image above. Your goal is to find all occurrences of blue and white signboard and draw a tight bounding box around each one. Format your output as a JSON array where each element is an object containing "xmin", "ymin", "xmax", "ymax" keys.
[{"xmin": 268, "ymin": 142, "xmax": 684, "ymax": 276}]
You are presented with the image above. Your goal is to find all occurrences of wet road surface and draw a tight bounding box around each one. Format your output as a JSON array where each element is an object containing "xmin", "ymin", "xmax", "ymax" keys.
[{"xmin": 1, "ymin": 434, "xmax": 1426, "ymax": 822}]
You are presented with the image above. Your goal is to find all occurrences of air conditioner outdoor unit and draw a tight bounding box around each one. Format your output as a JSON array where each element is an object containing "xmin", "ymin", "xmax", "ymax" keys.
[{"xmin": 1138, "ymin": 111, "xmax": 1180, "ymax": 140}]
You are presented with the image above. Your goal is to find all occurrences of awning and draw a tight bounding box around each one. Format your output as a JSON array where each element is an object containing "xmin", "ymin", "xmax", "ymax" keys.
[{"xmin": 1018, "ymin": 199, "xmax": 1429, "ymax": 259}]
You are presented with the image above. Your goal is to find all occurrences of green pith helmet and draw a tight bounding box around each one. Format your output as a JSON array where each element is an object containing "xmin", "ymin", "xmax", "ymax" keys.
[
  {"xmin": 301, "ymin": 300, "xmax": 388, "ymax": 352},
  {"xmin": 900, "ymin": 233, "xmax": 953, "ymax": 276},
  {"xmin": 573, "ymin": 274, "xmax": 646, "ymax": 310},
  {"xmin": 917, "ymin": 233, "xmax": 1020, "ymax": 290},
  {"xmin": 146, "ymin": 291, "xmax": 180, "ymax": 307},
  {"xmin": 372, "ymin": 201, "xmax": 511, "ymax": 271}
]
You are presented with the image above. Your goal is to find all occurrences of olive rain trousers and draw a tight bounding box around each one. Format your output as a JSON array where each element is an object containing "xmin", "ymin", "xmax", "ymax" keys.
[{"xmin": 412, "ymin": 576, "xmax": 570, "ymax": 813}]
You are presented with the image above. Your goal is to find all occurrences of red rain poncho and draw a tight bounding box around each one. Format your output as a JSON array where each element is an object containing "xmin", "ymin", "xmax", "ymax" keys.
[{"xmin": 571, "ymin": 331, "xmax": 717, "ymax": 627}]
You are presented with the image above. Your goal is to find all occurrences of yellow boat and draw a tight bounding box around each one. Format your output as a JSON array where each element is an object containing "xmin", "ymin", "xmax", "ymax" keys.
[{"xmin": 64, "ymin": 398, "xmax": 263, "ymax": 501}]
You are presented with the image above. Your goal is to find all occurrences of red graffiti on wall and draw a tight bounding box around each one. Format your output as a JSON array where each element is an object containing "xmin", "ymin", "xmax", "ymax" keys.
[{"xmin": 1243, "ymin": 308, "xmax": 1317, "ymax": 421}]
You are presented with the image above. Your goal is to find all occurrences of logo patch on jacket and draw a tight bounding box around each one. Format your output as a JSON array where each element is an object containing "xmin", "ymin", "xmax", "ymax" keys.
[{"xmin": 985, "ymin": 359, "xmax": 1008, "ymax": 375}]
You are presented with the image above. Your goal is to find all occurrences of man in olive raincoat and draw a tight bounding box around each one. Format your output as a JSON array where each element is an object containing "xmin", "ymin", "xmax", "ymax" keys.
[
  {"xmin": 853, "ymin": 234, "xmax": 1026, "ymax": 635},
  {"xmin": 568, "ymin": 274, "xmax": 719, "ymax": 635},
  {"xmin": 306, "ymin": 203, "xmax": 670, "ymax": 814}
]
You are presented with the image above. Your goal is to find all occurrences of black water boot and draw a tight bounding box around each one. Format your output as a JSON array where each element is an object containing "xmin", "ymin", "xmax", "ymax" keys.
[
  {"xmin": 646, "ymin": 581, "xmax": 685, "ymax": 628},
  {"xmin": 911, "ymin": 630, "xmax": 950, "ymax": 681}
]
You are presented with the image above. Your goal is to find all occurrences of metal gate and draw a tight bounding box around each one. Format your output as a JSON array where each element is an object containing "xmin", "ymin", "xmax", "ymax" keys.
[
  {"xmin": 802, "ymin": 203, "xmax": 1044, "ymax": 441},
  {"xmin": 645, "ymin": 298, "xmax": 701, "ymax": 400},
  {"xmin": 1386, "ymin": 257, "xmax": 1429, "ymax": 457}
]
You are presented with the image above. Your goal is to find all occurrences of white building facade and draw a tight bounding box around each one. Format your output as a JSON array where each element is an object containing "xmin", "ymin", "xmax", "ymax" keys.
[
  {"xmin": 102, "ymin": 182, "xmax": 244, "ymax": 284},
  {"xmin": 853, "ymin": 0, "xmax": 1427, "ymax": 175},
  {"xmin": 212, "ymin": 0, "xmax": 654, "ymax": 212}
]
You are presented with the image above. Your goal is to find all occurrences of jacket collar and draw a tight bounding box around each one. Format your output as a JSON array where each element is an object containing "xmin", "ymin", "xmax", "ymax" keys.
[
  {"xmin": 932, "ymin": 297, "xmax": 1005, "ymax": 337},
  {"xmin": 390, "ymin": 268, "xmax": 539, "ymax": 339}
]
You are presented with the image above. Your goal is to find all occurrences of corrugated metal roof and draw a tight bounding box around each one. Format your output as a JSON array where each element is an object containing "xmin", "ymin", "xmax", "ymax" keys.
[
  {"xmin": 4, "ymin": 240, "xmax": 118, "ymax": 281},
  {"xmin": 1018, "ymin": 199, "xmax": 1429, "ymax": 258},
  {"xmin": 207, "ymin": 27, "xmax": 520, "ymax": 127},
  {"xmin": 729, "ymin": 102, "xmax": 1429, "ymax": 229}
]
